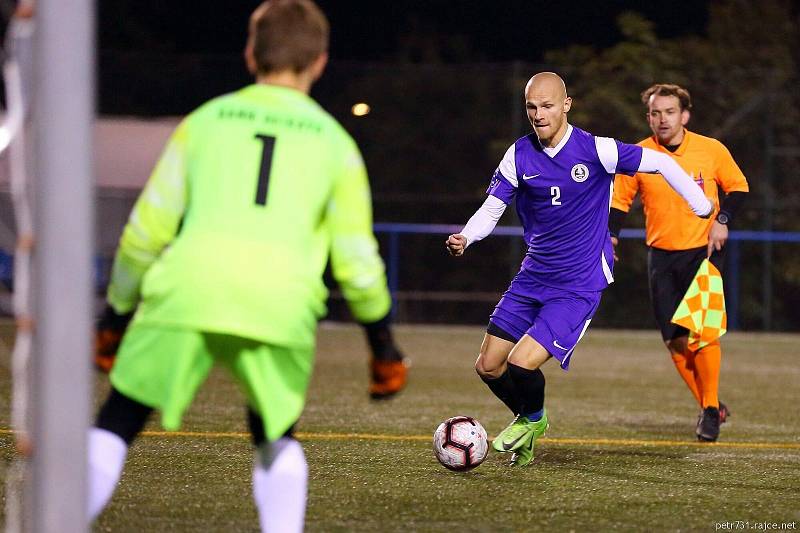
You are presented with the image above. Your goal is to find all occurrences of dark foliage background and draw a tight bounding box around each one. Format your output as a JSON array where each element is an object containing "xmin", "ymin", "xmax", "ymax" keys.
[{"xmin": 90, "ymin": 0, "xmax": 800, "ymax": 330}]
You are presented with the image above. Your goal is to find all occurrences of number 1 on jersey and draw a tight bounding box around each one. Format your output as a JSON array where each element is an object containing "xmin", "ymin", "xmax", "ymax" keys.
[
  {"xmin": 254, "ymin": 134, "xmax": 276, "ymax": 206},
  {"xmin": 550, "ymin": 186, "xmax": 561, "ymax": 206}
]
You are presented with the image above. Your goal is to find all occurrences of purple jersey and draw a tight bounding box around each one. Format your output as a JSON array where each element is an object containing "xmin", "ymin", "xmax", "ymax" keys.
[{"xmin": 487, "ymin": 125, "xmax": 642, "ymax": 291}]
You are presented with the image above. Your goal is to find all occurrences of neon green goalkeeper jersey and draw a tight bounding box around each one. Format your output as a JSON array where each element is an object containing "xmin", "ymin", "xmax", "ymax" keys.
[{"xmin": 107, "ymin": 84, "xmax": 391, "ymax": 348}]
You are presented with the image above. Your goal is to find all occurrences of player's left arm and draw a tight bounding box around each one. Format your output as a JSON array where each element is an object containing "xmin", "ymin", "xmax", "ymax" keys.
[
  {"xmin": 326, "ymin": 137, "xmax": 391, "ymax": 324},
  {"xmin": 106, "ymin": 121, "xmax": 190, "ymax": 314},
  {"xmin": 708, "ymin": 141, "xmax": 750, "ymax": 256},
  {"xmin": 637, "ymin": 148, "xmax": 713, "ymax": 217},
  {"xmin": 594, "ymin": 138, "xmax": 631, "ymax": 261},
  {"xmin": 326, "ymin": 137, "xmax": 406, "ymax": 372}
]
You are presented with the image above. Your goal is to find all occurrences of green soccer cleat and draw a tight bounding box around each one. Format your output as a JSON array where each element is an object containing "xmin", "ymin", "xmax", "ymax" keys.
[
  {"xmin": 510, "ymin": 410, "xmax": 549, "ymax": 466},
  {"xmin": 492, "ymin": 409, "xmax": 549, "ymax": 453},
  {"xmin": 493, "ymin": 415, "xmax": 533, "ymax": 453},
  {"xmin": 510, "ymin": 437, "xmax": 534, "ymax": 466}
]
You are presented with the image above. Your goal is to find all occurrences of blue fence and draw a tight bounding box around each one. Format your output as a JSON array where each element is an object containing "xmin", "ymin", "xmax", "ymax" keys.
[
  {"xmin": 2, "ymin": 225, "xmax": 799, "ymax": 329},
  {"xmin": 0, "ymin": 249, "xmax": 113, "ymax": 294},
  {"xmin": 373, "ymin": 224, "xmax": 800, "ymax": 331}
]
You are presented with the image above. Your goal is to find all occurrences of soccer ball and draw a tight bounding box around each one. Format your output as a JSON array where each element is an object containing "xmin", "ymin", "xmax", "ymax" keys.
[{"xmin": 432, "ymin": 416, "xmax": 488, "ymax": 471}]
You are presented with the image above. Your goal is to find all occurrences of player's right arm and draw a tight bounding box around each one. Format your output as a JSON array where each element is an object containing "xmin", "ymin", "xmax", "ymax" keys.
[
  {"xmin": 106, "ymin": 120, "xmax": 189, "ymax": 314},
  {"xmin": 447, "ymin": 144, "xmax": 516, "ymax": 257},
  {"xmin": 96, "ymin": 120, "xmax": 189, "ymax": 372},
  {"xmin": 446, "ymin": 196, "xmax": 507, "ymax": 256}
]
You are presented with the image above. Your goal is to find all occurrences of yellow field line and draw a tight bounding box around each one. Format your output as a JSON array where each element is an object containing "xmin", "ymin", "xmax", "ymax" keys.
[
  {"xmin": 304, "ymin": 434, "xmax": 800, "ymax": 450},
  {"xmin": 1, "ymin": 428, "xmax": 798, "ymax": 450}
]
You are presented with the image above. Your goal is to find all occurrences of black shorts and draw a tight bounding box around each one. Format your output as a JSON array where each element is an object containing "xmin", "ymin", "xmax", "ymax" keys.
[{"xmin": 647, "ymin": 246, "xmax": 725, "ymax": 341}]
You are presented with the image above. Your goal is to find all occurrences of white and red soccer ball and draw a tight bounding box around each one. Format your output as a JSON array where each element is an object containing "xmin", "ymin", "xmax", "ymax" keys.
[{"xmin": 432, "ymin": 416, "xmax": 488, "ymax": 471}]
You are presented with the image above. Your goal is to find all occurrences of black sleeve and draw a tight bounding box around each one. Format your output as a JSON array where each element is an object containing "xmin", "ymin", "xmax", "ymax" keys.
[
  {"xmin": 608, "ymin": 207, "xmax": 628, "ymax": 239},
  {"xmin": 97, "ymin": 304, "xmax": 134, "ymax": 332},
  {"xmin": 360, "ymin": 313, "xmax": 403, "ymax": 362},
  {"xmin": 718, "ymin": 191, "xmax": 746, "ymax": 224}
]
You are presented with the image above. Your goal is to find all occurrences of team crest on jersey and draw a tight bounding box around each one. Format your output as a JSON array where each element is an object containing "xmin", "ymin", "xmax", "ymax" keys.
[
  {"xmin": 692, "ymin": 172, "xmax": 705, "ymax": 191},
  {"xmin": 489, "ymin": 171, "xmax": 501, "ymax": 189},
  {"xmin": 571, "ymin": 164, "xmax": 589, "ymax": 182}
]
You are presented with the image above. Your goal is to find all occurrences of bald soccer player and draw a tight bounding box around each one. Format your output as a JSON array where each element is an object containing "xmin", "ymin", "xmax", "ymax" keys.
[
  {"xmin": 610, "ymin": 83, "xmax": 749, "ymax": 442},
  {"xmin": 87, "ymin": 1, "xmax": 406, "ymax": 530},
  {"xmin": 446, "ymin": 72, "xmax": 713, "ymax": 466}
]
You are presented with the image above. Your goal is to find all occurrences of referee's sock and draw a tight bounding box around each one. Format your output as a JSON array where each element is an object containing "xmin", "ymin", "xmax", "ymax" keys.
[
  {"xmin": 671, "ymin": 351, "xmax": 702, "ymax": 406},
  {"xmin": 694, "ymin": 340, "xmax": 721, "ymax": 409}
]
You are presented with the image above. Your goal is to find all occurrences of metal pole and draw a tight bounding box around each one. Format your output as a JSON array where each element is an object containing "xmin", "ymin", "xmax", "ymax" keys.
[
  {"xmin": 762, "ymin": 92, "xmax": 774, "ymax": 330},
  {"xmin": 30, "ymin": 0, "xmax": 94, "ymax": 530},
  {"xmin": 727, "ymin": 240, "xmax": 740, "ymax": 330}
]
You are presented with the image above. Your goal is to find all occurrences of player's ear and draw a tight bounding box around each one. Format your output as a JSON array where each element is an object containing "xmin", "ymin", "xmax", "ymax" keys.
[
  {"xmin": 563, "ymin": 96, "xmax": 572, "ymax": 113},
  {"xmin": 309, "ymin": 51, "xmax": 328, "ymax": 82},
  {"xmin": 681, "ymin": 109, "xmax": 690, "ymax": 126},
  {"xmin": 244, "ymin": 38, "xmax": 257, "ymax": 76}
]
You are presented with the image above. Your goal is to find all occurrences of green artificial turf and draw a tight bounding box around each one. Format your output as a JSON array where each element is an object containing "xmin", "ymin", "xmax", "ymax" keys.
[{"xmin": 0, "ymin": 321, "xmax": 798, "ymax": 531}]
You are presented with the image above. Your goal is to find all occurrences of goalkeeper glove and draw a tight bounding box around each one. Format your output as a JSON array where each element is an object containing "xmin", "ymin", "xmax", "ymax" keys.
[
  {"xmin": 94, "ymin": 305, "xmax": 133, "ymax": 373},
  {"xmin": 361, "ymin": 313, "xmax": 408, "ymax": 399}
]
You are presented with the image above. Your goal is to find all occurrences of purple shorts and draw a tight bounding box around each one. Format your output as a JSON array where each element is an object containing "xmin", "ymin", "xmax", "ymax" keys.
[{"xmin": 488, "ymin": 273, "xmax": 602, "ymax": 370}]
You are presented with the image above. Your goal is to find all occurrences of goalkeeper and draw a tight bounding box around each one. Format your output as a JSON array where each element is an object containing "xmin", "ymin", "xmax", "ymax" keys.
[{"xmin": 88, "ymin": 0, "xmax": 407, "ymax": 529}]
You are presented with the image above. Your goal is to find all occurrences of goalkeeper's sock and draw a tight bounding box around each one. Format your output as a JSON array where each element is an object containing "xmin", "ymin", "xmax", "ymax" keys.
[
  {"xmin": 507, "ymin": 363, "xmax": 545, "ymax": 416},
  {"xmin": 480, "ymin": 367, "xmax": 521, "ymax": 415},
  {"xmin": 253, "ymin": 437, "xmax": 307, "ymax": 533},
  {"xmin": 694, "ymin": 340, "xmax": 721, "ymax": 409},
  {"xmin": 87, "ymin": 427, "xmax": 128, "ymax": 521},
  {"xmin": 671, "ymin": 351, "xmax": 702, "ymax": 406}
]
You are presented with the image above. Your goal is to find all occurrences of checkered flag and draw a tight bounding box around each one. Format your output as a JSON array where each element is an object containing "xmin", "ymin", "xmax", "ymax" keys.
[{"xmin": 671, "ymin": 258, "xmax": 727, "ymax": 351}]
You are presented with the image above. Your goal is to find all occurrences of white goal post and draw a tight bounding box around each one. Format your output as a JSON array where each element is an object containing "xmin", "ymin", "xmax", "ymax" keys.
[{"xmin": 16, "ymin": 0, "xmax": 94, "ymax": 531}]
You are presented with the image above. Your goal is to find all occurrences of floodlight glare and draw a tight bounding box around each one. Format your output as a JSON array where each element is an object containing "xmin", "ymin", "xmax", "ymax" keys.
[{"xmin": 351, "ymin": 102, "xmax": 370, "ymax": 116}]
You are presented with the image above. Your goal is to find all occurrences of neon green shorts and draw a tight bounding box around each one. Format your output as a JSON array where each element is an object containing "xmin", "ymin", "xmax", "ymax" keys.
[{"xmin": 110, "ymin": 324, "xmax": 314, "ymax": 442}]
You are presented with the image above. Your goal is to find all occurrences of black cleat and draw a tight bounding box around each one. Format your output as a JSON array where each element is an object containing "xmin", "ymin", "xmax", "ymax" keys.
[{"xmin": 696, "ymin": 406, "xmax": 721, "ymax": 442}]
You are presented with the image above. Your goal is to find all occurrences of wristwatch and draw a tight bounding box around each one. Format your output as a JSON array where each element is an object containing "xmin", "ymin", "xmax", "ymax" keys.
[{"xmin": 716, "ymin": 212, "xmax": 730, "ymax": 225}]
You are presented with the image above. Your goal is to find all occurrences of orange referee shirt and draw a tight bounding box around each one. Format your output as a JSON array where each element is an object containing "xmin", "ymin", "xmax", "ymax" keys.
[{"xmin": 612, "ymin": 129, "xmax": 749, "ymax": 251}]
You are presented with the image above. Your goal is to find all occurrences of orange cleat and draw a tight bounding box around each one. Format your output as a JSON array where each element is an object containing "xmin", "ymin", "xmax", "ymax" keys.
[{"xmin": 369, "ymin": 358, "xmax": 409, "ymax": 399}]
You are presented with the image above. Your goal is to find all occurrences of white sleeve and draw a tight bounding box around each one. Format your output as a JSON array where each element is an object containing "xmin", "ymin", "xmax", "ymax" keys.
[
  {"xmin": 498, "ymin": 144, "xmax": 518, "ymax": 186},
  {"xmin": 638, "ymin": 148, "xmax": 713, "ymax": 217},
  {"xmin": 460, "ymin": 195, "xmax": 507, "ymax": 247},
  {"xmin": 594, "ymin": 137, "xmax": 619, "ymax": 174}
]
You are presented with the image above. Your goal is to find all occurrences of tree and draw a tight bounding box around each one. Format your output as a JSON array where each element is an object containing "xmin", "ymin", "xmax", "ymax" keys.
[{"xmin": 544, "ymin": 0, "xmax": 800, "ymax": 330}]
